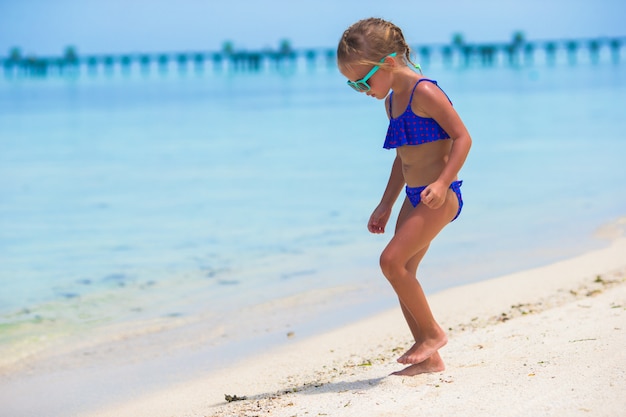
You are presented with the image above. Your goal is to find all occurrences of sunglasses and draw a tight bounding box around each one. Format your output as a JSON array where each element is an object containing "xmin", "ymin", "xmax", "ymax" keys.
[{"xmin": 346, "ymin": 52, "xmax": 397, "ymax": 92}]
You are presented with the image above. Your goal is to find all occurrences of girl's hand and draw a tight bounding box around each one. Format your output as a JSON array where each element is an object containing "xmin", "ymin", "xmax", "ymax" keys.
[
  {"xmin": 420, "ymin": 181, "xmax": 447, "ymax": 210},
  {"xmin": 368, "ymin": 204, "xmax": 392, "ymax": 234}
]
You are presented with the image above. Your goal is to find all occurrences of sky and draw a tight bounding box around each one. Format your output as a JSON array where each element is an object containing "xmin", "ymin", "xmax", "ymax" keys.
[{"xmin": 0, "ymin": 0, "xmax": 625, "ymax": 57}]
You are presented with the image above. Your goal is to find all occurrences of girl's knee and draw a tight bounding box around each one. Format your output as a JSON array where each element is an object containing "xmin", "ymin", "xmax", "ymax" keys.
[{"xmin": 379, "ymin": 249, "xmax": 402, "ymax": 280}]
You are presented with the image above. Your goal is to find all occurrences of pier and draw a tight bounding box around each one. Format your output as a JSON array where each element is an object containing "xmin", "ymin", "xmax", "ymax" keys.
[{"xmin": 2, "ymin": 35, "xmax": 624, "ymax": 78}]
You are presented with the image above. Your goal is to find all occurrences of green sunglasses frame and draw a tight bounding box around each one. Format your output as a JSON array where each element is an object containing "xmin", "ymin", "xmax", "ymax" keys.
[{"xmin": 346, "ymin": 52, "xmax": 397, "ymax": 92}]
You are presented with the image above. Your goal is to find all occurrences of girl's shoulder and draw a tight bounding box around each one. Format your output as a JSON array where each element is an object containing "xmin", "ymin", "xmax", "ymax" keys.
[
  {"xmin": 412, "ymin": 77, "xmax": 439, "ymax": 95},
  {"xmin": 412, "ymin": 77, "xmax": 452, "ymax": 108}
]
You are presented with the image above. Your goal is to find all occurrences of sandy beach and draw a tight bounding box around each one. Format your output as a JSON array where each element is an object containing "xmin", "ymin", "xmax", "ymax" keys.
[{"xmin": 69, "ymin": 232, "xmax": 626, "ymax": 417}]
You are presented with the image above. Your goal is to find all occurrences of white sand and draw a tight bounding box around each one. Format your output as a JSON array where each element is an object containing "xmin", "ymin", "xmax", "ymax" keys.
[{"xmin": 82, "ymin": 236, "xmax": 626, "ymax": 417}]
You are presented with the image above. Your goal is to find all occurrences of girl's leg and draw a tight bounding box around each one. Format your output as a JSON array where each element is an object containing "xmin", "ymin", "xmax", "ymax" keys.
[
  {"xmin": 394, "ymin": 218, "xmax": 428, "ymax": 347},
  {"xmin": 392, "ymin": 246, "xmax": 446, "ymax": 375},
  {"xmin": 394, "ymin": 305, "xmax": 446, "ymax": 375},
  {"xmin": 380, "ymin": 189, "xmax": 458, "ymax": 365}
]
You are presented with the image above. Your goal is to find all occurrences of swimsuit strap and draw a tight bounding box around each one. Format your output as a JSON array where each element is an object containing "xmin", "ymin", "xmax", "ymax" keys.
[
  {"xmin": 408, "ymin": 78, "xmax": 449, "ymax": 105},
  {"xmin": 388, "ymin": 82, "xmax": 417, "ymax": 115},
  {"xmin": 388, "ymin": 78, "xmax": 452, "ymax": 116},
  {"xmin": 407, "ymin": 80, "xmax": 423, "ymax": 107},
  {"xmin": 412, "ymin": 79, "xmax": 453, "ymax": 104},
  {"xmin": 388, "ymin": 81, "xmax": 421, "ymax": 114}
]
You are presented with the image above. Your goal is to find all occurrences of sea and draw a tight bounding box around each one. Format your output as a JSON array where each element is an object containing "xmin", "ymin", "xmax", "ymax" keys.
[{"xmin": 1, "ymin": 45, "xmax": 625, "ymax": 413}]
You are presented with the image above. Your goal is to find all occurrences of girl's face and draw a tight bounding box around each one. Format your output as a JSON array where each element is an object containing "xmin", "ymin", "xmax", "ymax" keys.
[{"xmin": 340, "ymin": 58, "xmax": 394, "ymax": 100}]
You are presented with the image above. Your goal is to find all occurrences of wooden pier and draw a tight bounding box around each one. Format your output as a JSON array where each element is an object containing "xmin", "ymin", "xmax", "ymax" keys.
[{"xmin": 2, "ymin": 35, "xmax": 624, "ymax": 78}]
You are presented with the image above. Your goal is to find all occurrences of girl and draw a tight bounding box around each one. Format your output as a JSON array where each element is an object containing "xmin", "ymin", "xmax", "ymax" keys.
[{"xmin": 337, "ymin": 18, "xmax": 472, "ymax": 376}]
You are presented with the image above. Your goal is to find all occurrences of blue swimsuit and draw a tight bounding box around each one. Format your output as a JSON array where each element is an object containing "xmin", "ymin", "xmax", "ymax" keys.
[{"xmin": 384, "ymin": 79, "xmax": 463, "ymax": 221}]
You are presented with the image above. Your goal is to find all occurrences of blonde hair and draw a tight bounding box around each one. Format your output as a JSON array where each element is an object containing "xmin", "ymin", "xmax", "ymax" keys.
[{"xmin": 337, "ymin": 18, "xmax": 418, "ymax": 70}]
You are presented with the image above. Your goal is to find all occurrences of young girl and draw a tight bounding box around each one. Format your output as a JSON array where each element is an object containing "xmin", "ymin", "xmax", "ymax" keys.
[{"xmin": 337, "ymin": 18, "xmax": 472, "ymax": 376}]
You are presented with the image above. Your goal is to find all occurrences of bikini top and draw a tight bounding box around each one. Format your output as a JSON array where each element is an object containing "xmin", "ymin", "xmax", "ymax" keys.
[{"xmin": 383, "ymin": 79, "xmax": 452, "ymax": 149}]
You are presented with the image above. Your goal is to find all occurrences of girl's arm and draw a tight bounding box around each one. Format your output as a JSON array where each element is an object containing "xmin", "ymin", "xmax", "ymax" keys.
[
  {"xmin": 414, "ymin": 82, "xmax": 472, "ymax": 208},
  {"xmin": 416, "ymin": 82, "xmax": 472, "ymax": 186},
  {"xmin": 368, "ymin": 155, "xmax": 405, "ymax": 234}
]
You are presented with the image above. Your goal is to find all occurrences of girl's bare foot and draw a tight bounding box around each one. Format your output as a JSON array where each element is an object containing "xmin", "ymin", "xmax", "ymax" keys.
[
  {"xmin": 397, "ymin": 332, "xmax": 447, "ymax": 364},
  {"xmin": 391, "ymin": 351, "xmax": 445, "ymax": 376}
]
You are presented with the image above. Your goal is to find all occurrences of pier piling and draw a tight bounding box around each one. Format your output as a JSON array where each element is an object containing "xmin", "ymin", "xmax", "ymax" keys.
[{"xmin": 2, "ymin": 35, "xmax": 624, "ymax": 78}]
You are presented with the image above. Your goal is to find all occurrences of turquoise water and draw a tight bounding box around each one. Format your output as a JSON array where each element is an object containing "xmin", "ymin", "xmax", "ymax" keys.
[{"xmin": 1, "ymin": 58, "xmax": 625, "ymax": 339}]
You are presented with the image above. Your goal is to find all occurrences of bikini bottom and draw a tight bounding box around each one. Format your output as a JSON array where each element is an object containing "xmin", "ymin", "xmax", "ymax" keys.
[{"xmin": 405, "ymin": 180, "xmax": 463, "ymax": 222}]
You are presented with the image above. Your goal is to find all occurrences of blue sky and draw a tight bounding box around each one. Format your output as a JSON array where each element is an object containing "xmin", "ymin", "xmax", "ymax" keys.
[{"xmin": 0, "ymin": 0, "xmax": 624, "ymax": 56}]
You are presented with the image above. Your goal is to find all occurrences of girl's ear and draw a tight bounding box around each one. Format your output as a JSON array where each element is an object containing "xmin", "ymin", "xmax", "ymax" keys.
[{"xmin": 384, "ymin": 55, "xmax": 398, "ymax": 69}]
